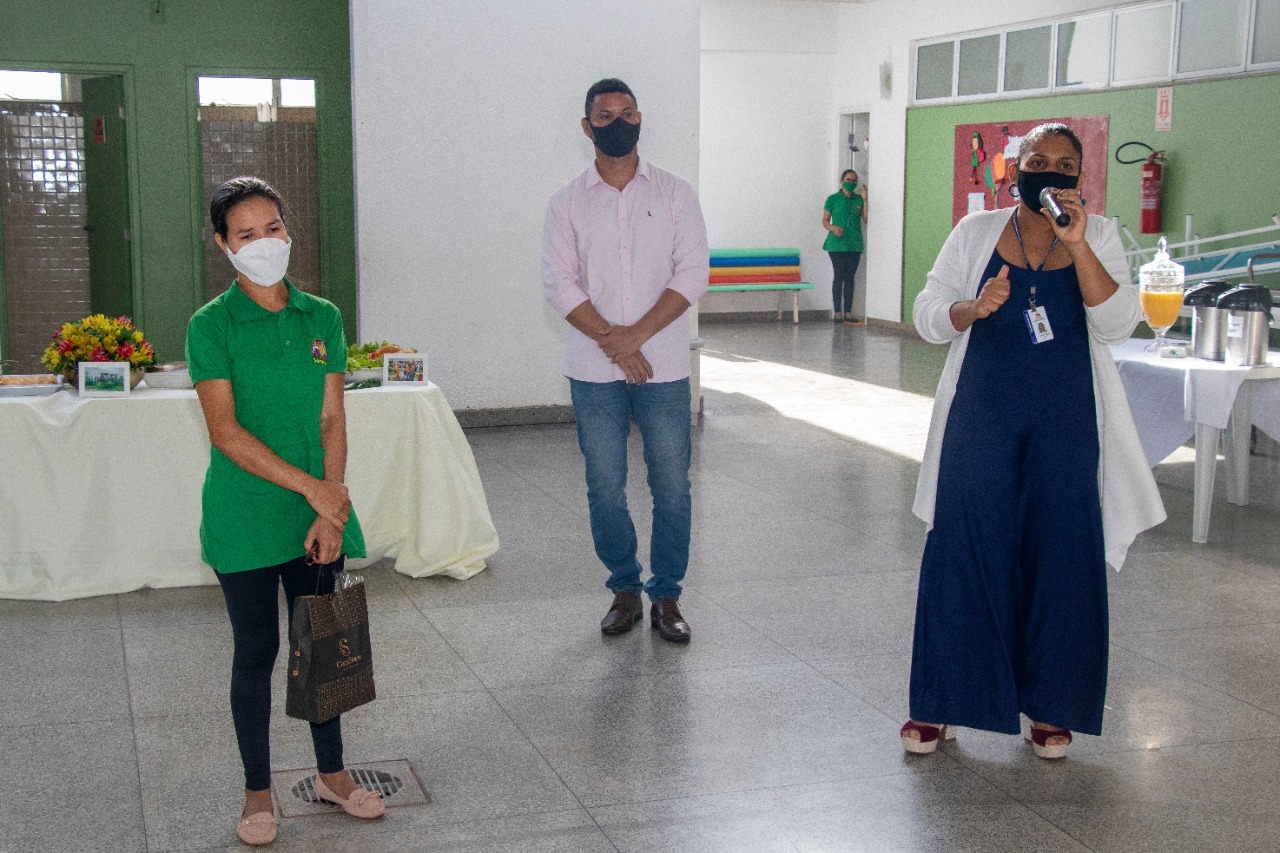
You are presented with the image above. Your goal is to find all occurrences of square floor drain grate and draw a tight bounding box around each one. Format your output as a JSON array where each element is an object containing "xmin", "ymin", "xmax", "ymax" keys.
[{"xmin": 271, "ymin": 759, "xmax": 430, "ymax": 819}]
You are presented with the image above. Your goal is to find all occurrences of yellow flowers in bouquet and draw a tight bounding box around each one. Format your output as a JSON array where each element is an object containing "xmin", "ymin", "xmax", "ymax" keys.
[{"xmin": 42, "ymin": 314, "xmax": 157, "ymax": 382}]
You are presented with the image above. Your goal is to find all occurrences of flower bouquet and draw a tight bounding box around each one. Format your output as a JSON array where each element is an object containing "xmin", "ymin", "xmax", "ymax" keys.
[{"xmin": 42, "ymin": 314, "xmax": 157, "ymax": 387}]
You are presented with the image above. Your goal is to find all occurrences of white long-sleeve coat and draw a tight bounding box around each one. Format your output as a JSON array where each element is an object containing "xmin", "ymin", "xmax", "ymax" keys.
[{"xmin": 912, "ymin": 208, "xmax": 1166, "ymax": 570}]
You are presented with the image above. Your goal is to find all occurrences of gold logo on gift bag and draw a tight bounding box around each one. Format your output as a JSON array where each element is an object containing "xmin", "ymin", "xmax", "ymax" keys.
[{"xmin": 339, "ymin": 638, "xmax": 351, "ymax": 656}]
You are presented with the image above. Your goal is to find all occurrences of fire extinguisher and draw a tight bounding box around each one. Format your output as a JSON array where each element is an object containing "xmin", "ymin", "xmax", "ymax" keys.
[
  {"xmin": 1139, "ymin": 151, "xmax": 1166, "ymax": 234},
  {"xmin": 1117, "ymin": 141, "xmax": 1167, "ymax": 234}
]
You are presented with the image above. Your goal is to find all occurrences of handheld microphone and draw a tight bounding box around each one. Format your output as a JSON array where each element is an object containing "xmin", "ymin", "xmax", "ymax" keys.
[{"xmin": 1039, "ymin": 188, "xmax": 1070, "ymax": 227}]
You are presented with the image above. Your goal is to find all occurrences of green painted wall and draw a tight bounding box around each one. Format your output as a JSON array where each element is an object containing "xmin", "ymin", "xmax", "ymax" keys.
[
  {"xmin": 0, "ymin": 0, "xmax": 355, "ymax": 362},
  {"xmin": 903, "ymin": 73, "xmax": 1280, "ymax": 324}
]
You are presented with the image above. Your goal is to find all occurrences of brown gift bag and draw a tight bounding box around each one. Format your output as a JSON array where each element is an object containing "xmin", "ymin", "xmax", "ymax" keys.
[{"xmin": 286, "ymin": 565, "xmax": 376, "ymax": 724}]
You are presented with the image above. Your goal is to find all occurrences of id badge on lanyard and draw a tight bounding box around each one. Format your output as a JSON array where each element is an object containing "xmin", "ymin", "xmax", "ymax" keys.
[
  {"xmin": 1025, "ymin": 305, "xmax": 1054, "ymax": 344},
  {"xmin": 1010, "ymin": 209, "xmax": 1056, "ymax": 345}
]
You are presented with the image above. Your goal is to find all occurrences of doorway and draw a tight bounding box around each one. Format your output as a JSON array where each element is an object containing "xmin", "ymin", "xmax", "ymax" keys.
[
  {"xmin": 0, "ymin": 69, "xmax": 132, "ymax": 374},
  {"xmin": 839, "ymin": 111, "xmax": 870, "ymax": 321}
]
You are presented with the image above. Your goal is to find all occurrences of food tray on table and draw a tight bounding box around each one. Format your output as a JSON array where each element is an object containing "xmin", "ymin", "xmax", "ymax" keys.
[
  {"xmin": 0, "ymin": 375, "xmax": 64, "ymax": 397},
  {"xmin": 143, "ymin": 362, "xmax": 193, "ymax": 389}
]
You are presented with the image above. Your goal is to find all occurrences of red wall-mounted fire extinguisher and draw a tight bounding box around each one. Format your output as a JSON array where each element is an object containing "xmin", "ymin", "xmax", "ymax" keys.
[{"xmin": 1139, "ymin": 150, "xmax": 1167, "ymax": 234}]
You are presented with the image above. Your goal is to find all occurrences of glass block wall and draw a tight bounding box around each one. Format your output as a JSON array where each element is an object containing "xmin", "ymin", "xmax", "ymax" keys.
[
  {"xmin": 200, "ymin": 109, "xmax": 321, "ymax": 302},
  {"xmin": 1, "ymin": 103, "xmax": 89, "ymax": 374}
]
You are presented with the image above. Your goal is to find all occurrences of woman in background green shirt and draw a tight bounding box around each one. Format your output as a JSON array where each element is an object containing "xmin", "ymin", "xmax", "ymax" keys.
[
  {"xmin": 187, "ymin": 176, "xmax": 381, "ymax": 846},
  {"xmin": 822, "ymin": 169, "xmax": 868, "ymax": 324}
]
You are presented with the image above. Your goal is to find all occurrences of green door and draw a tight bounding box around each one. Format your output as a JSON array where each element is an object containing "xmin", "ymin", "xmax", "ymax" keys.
[{"xmin": 82, "ymin": 75, "xmax": 133, "ymax": 319}]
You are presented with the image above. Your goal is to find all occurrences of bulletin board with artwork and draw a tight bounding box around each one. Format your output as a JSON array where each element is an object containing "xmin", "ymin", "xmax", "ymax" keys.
[{"xmin": 952, "ymin": 116, "xmax": 1109, "ymax": 226}]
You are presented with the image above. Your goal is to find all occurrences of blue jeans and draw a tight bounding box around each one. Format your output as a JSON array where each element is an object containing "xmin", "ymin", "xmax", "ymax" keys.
[{"xmin": 570, "ymin": 378, "xmax": 692, "ymax": 602}]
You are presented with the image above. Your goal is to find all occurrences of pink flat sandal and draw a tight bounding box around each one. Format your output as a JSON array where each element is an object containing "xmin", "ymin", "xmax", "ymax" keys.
[
  {"xmin": 235, "ymin": 811, "xmax": 277, "ymax": 846},
  {"xmin": 900, "ymin": 720, "xmax": 955, "ymax": 754},
  {"xmin": 1026, "ymin": 726, "xmax": 1072, "ymax": 759},
  {"xmin": 312, "ymin": 774, "xmax": 386, "ymax": 819}
]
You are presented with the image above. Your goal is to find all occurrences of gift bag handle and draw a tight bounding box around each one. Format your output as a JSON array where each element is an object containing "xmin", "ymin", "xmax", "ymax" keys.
[{"xmin": 304, "ymin": 541, "xmax": 341, "ymax": 595}]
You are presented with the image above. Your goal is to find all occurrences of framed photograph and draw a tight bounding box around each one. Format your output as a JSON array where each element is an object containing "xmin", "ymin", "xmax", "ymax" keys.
[
  {"xmin": 79, "ymin": 361, "xmax": 132, "ymax": 397},
  {"xmin": 382, "ymin": 352, "xmax": 426, "ymax": 384}
]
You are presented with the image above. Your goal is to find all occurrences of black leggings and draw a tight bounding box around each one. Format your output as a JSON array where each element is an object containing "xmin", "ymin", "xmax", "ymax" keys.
[
  {"xmin": 829, "ymin": 250, "xmax": 863, "ymax": 313},
  {"xmin": 216, "ymin": 555, "xmax": 345, "ymax": 791}
]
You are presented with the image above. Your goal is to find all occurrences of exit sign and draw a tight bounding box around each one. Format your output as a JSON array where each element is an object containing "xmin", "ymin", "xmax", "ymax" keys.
[{"xmin": 1155, "ymin": 87, "xmax": 1173, "ymax": 132}]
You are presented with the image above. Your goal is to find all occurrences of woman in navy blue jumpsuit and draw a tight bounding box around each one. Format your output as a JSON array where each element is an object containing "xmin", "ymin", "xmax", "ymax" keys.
[{"xmin": 902, "ymin": 125, "xmax": 1127, "ymax": 759}]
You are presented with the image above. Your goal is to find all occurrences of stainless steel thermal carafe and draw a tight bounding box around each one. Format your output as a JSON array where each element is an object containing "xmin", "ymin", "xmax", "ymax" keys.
[
  {"xmin": 1216, "ymin": 284, "xmax": 1273, "ymax": 367},
  {"xmin": 1183, "ymin": 280, "xmax": 1232, "ymax": 361}
]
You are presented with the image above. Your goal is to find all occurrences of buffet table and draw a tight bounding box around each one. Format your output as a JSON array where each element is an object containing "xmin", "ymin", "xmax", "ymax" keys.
[
  {"xmin": 1110, "ymin": 339, "xmax": 1280, "ymax": 543},
  {"xmin": 0, "ymin": 383, "xmax": 499, "ymax": 600}
]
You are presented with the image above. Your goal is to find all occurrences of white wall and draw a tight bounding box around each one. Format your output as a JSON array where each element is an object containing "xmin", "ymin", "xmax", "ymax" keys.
[
  {"xmin": 348, "ymin": 0, "xmax": 1126, "ymax": 410},
  {"xmin": 699, "ymin": 0, "xmax": 839, "ymax": 316},
  {"xmin": 350, "ymin": 0, "xmax": 701, "ymax": 410}
]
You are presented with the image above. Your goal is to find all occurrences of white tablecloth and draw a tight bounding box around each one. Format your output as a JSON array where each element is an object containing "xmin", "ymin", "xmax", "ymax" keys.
[
  {"xmin": 1109, "ymin": 339, "xmax": 1280, "ymax": 466},
  {"xmin": 0, "ymin": 382, "xmax": 499, "ymax": 600}
]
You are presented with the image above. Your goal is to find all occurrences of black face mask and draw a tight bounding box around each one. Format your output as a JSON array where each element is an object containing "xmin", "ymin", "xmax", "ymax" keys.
[
  {"xmin": 591, "ymin": 117, "xmax": 641, "ymax": 158},
  {"xmin": 1016, "ymin": 170, "xmax": 1078, "ymax": 212}
]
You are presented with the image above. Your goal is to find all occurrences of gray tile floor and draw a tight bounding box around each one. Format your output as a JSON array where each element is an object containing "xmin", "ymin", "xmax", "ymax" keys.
[{"xmin": 5, "ymin": 320, "xmax": 1280, "ymax": 852}]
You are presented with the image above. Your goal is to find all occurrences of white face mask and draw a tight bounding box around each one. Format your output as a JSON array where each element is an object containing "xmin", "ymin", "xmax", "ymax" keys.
[{"xmin": 225, "ymin": 237, "xmax": 291, "ymax": 287}]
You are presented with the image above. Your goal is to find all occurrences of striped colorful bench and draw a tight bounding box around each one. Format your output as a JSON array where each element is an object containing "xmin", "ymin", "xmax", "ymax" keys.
[{"xmin": 706, "ymin": 248, "xmax": 814, "ymax": 324}]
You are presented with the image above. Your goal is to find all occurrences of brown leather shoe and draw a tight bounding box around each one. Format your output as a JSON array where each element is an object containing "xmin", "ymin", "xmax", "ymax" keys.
[
  {"xmin": 650, "ymin": 597, "xmax": 691, "ymax": 643},
  {"xmin": 600, "ymin": 591, "xmax": 643, "ymax": 635}
]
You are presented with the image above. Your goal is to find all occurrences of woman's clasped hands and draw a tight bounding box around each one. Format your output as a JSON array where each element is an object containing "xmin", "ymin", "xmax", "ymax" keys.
[
  {"xmin": 304, "ymin": 517, "xmax": 345, "ymax": 565},
  {"xmin": 304, "ymin": 479, "xmax": 351, "ymax": 564}
]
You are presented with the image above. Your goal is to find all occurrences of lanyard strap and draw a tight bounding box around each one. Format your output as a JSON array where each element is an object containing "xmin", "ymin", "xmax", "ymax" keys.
[{"xmin": 1010, "ymin": 209, "xmax": 1057, "ymax": 308}]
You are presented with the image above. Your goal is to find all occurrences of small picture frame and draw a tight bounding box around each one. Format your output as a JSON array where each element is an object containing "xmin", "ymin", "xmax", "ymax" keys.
[
  {"xmin": 382, "ymin": 352, "xmax": 426, "ymax": 384},
  {"xmin": 79, "ymin": 361, "xmax": 131, "ymax": 397}
]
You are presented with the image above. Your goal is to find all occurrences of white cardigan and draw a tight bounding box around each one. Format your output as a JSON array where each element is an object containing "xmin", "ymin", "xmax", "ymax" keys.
[{"xmin": 912, "ymin": 208, "xmax": 1166, "ymax": 570}]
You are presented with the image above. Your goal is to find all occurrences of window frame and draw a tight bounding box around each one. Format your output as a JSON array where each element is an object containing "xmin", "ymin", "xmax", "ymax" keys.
[
  {"xmin": 909, "ymin": 0, "xmax": 1275, "ymax": 105},
  {"xmin": 1054, "ymin": 12, "xmax": 1114, "ymax": 91},
  {"xmin": 1174, "ymin": 0, "xmax": 1250, "ymax": 79},
  {"xmin": 913, "ymin": 38, "xmax": 958, "ymax": 102},
  {"xmin": 955, "ymin": 31, "xmax": 1005, "ymax": 100},
  {"xmin": 1111, "ymin": 2, "xmax": 1176, "ymax": 88},
  {"xmin": 1247, "ymin": 0, "xmax": 1280, "ymax": 70},
  {"xmin": 1003, "ymin": 23, "xmax": 1056, "ymax": 95}
]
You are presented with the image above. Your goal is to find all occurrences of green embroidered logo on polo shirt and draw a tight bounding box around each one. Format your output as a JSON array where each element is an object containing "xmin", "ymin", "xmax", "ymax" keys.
[{"xmin": 312, "ymin": 339, "xmax": 327, "ymax": 364}]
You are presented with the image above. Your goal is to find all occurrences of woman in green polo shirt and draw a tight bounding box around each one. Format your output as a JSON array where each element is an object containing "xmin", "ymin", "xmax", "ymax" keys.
[
  {"xmin": 822, "ymin": 169, "xmax": 868, "ymax": 325},
  {"xmin": 186, "ymin": 177, "xmax": 381, "ymax": 846}
]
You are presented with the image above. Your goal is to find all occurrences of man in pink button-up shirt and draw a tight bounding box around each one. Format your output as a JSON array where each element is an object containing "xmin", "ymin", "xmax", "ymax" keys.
[{"xmin": 542, "ymin": 78, "xmax": 708, "ymax": 643}]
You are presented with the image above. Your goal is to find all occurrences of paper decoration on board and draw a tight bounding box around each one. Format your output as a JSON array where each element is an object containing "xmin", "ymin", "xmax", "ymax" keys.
[{"xmin": 951, "ymin": 115, "xmax": 1109, "ymax": 226}]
